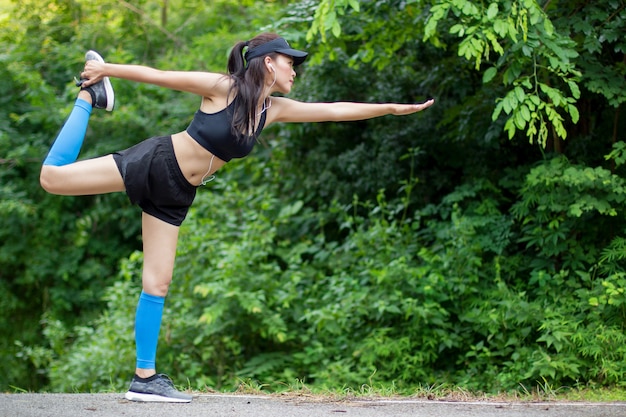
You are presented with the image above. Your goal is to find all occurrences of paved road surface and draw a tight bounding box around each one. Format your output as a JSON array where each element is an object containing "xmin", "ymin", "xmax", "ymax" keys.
[{"xmin": 1, "ymin": 393, "xmax": 625, "ymax": 417}]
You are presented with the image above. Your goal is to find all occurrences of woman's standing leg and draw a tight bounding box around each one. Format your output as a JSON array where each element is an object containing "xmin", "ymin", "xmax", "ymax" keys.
[
  {"xmin": 124, "ymin": 212, "xmax": 192, "ymax": 403},
  {"xmin": 136, "ymin": 211, "xmax": 179, "ymax": 376}
]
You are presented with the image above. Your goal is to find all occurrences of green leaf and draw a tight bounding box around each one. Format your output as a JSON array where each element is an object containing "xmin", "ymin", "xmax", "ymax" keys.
[
  {"xmin": 504, "ymin": 117, "xmax": 516, "ymax": 139},
  {"xmin": 543, "ymin": 18, "xmax": 554, "ymax": 36},
  {"xmin": 568, "ymin": 104, "xmax": 580, "ymax": 124},
  {"xmin": 332, "ymin": 19, "xmax": 342, "ymax": 38},
  {"xmin": 514, "ymin": 86, "xmax": 526, "ymax": 103},
  {"xmin": 486, "ymin": 3, "xmax": 498, "ymax": 20},
  {"xmin": 450, "ymin": 24, "xmax": 465, "ymax": 36},
  {"xmin": 492, "ymin": 19, "xmax": 504, "ymax": 36},
  {"xmin": 348, "ymin": 0, "xmax": 360, "ymax": 12},
  {"xmin": 520, "ymin": 104, "xmax": 531, "ymax": 122},
  {"xmin": 483, "ymin": 67, "xmax": 497, "ymax": 84},
  {"xmin": 514, "ymin": 110, "xmax": 526, "ymax": 129},
  {"xmin": 492, "ymin": 101, "xmax": 504, "ymax": 120},
  {"xmin": 568, "ymin": 81, "xmax": 581, "ymax": 99}
]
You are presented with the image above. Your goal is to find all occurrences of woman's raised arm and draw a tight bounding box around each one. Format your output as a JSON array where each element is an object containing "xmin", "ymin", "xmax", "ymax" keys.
[{"xmin": 80, "ymin": 60, "xmax": 230, "ymax": 98}]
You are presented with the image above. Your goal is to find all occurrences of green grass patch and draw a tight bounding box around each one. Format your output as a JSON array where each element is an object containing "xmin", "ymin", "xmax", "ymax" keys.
[{"xmin": 229, "ymin": 379, "xmax": 626, "ymax": 403}]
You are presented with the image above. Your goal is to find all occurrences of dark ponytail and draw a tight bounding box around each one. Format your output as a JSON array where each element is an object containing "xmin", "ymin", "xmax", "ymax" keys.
[
  {"xmin": 227, "ymin": 33, "xmax": 281, "ymax": 143},
  {"xmin": 227, "ymin": 40, "xmax": 248, "ymax": 78}
]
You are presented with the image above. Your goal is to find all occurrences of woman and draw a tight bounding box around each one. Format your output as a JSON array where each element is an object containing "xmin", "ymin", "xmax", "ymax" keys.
[{"xmin": 40, "ymin": 32, "xmax": 435, "ymax": 403}]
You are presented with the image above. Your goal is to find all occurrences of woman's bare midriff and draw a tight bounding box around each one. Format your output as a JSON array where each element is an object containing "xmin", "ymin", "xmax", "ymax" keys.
[{"xmin": 171, "ymin": 131, "xmax": 226, "ymax": 186}]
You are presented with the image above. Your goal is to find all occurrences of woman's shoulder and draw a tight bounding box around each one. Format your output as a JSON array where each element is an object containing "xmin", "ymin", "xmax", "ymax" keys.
[
  {"xmin": 206, "ymin": 73, "xmax": 235, "ymax": 97},
  {"xmin": 195, "ymin": 75, "xmax": 234, "ymax": 106}
]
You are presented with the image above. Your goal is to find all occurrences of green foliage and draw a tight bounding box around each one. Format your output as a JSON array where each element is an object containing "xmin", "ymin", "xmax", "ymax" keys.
[
  {"xmin": 52, "ymin": 151, "xmax": 626, "ymax": 392},
  {"xmin": 563, "ymin": 1, "xmax": 626, "ymax": 108},
  {"xmin": 3, "ymin": 0, "xmax": 626, "ymax": 396},
  {"xmin": 307, "ymin": 0, "xmax": 624, "ymax": 150},
  {"xmin": 428, "ymin": 0, "xmax": 582, "ymax": 148},
  {"xmin": 511, "ymin": 156, "xmax": 626, "ymax": 274},
  {"xmin": 307, "ymin": 0, "xmax": 360, "ymax": 41}
]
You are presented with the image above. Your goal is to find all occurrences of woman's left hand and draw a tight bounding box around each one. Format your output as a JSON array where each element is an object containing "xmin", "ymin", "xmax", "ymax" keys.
[{"xmin": 391, "ymin": 98, "xmax": 435, "ymax": 116}]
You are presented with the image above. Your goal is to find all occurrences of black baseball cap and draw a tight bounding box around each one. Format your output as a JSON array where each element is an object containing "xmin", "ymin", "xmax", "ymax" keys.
[{"xmin": 245, "ymin": 37, "xmax": 308, "ymax": 66}]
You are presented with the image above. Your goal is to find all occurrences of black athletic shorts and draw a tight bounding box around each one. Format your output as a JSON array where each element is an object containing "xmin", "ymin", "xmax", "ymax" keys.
[{"xmin": 113, "ymin": 135, "xmax": 197, "ymax": 226}]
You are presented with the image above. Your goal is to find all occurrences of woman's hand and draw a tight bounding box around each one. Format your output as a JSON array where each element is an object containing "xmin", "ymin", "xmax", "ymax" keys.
[
  {"xmin": 390, "ymin": 98, "xmax": 435, "ymax": 115},
  {"xmin": 79, "ymin": 60, "xmax": 107, "ymax": 88}
]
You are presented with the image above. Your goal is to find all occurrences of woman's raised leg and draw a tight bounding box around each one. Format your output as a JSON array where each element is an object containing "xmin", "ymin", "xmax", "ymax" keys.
[
  {"xmin": 40, "ymin": 154, "xmax": 125, "ymax": 195},
  {"xmin": 40, "ymin": 88, "xmax": 124, "ymax": 196}
]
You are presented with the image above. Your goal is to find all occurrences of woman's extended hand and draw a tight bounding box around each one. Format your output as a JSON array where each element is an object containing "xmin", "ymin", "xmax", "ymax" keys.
[
  {"xmin": 79, "ymin": 60, "xmax": 107, "ymax": 87},
  {"xmin": 390, "ymin": 98, "xmax": 435, "ymax": 116}
]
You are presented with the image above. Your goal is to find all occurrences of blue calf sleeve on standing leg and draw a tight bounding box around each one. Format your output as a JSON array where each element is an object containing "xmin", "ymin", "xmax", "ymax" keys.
[
  {"xmin": 43, "ymin": 98, "xmax": 92, "ymax": 166},
  {"xmin": 135, "ymin": 291, "xmax": 165, "ymax": 370}
]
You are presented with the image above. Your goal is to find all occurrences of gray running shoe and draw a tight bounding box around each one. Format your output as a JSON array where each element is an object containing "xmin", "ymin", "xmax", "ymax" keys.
[
  {"xmin": 75, "ymin": 50, "xmax": 115, "ymax": 111},
  {"xmin": 124, "ymin": 374, "xmax": 193, "ymax": 403}
]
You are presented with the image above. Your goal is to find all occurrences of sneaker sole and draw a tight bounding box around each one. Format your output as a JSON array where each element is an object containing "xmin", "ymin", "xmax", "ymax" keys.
[
  {"xmin": 85, "ymin": 50, "xmax": 115, "ymax": 112},
  {"xmin": 124, "ymin": 390, "xmax": 192, "ymax": 403},
  {"xmin": 102, "ymin": 76, "xmax": 115, "ymax": 111}
]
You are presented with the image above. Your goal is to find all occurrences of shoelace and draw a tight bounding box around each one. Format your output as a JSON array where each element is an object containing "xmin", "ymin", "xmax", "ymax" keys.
[
  {"xmin": 156, "ymin": 374, "xmax": 176, "ymax": 388},
  {"xmin": 74, "ymin": 76, "xmax": 87, "ymax": 87}
]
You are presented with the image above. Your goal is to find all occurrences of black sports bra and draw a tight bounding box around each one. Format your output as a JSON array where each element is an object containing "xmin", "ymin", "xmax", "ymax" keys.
[{"xmin": 186, "ymin": 100, "xmax": 266, "ymax": 162}]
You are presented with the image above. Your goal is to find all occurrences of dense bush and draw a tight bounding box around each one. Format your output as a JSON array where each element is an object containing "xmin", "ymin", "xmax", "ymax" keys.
[{"xmin": 48, "ymin": 146, "xmax": 626, "ymax": 392}]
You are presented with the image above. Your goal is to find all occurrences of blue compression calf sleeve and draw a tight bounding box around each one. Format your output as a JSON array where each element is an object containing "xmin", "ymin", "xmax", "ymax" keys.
[
  {"xmin": 43, "ymin": 98, "xmax": 92, "ymax": 166},
  {"xmin": 134, "ymin": 291, "xmax": 165, "ymax": 370}
]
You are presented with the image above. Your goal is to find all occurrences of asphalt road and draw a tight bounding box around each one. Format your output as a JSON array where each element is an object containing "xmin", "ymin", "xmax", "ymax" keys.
[{"xmin": 1, "ymin": 393, "xmax": 625, "ymax": 417}]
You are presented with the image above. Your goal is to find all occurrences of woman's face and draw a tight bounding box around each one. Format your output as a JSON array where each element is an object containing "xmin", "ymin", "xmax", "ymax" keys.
[{"xmin": 268, "ymin": 54, "xmax": 297, "ymax": 94}]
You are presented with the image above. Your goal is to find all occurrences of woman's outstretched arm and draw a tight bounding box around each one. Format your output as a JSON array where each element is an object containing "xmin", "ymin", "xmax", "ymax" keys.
[
  {"xmin": 268, "ymin": 96, "xmax": 435, "ymax": 124},
  {"xmin": 79, "ymin": 60, "xmax": 230, "ymax": 98}
]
